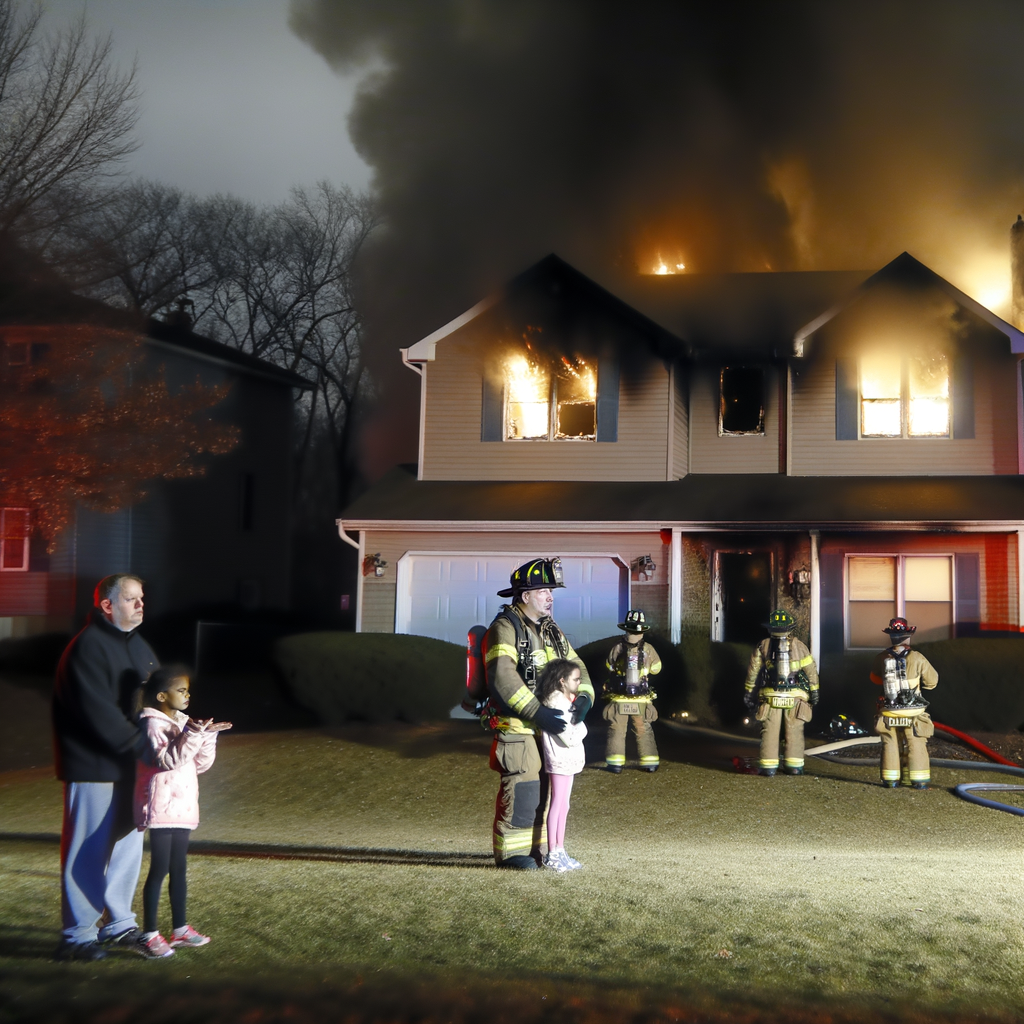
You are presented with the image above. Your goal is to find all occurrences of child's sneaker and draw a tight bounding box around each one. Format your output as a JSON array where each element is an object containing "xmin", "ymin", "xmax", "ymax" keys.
[
  {"xmin": 170, "ymin": 925, "xmax": 211, "ymax": 948},
  {"xmin": 543, "ymin": 850, "xmax": 570, "ymax": 873},
  {"xmin": 563, "ymin": 852, "xmax": 583, "ymax": 870},
  {"xmin": 133, "ymin": 932, "xmax": 174, "ymax": 959}
]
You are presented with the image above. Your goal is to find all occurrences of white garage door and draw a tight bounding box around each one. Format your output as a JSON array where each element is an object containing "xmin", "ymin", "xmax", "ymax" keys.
[{"xmin": 398, "ymin": 554, "xmax": 628, "ymax": 650}]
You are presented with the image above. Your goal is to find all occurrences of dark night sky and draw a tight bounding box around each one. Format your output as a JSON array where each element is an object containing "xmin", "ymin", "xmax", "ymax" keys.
[{"xmin": 42, "ymin": 2, "xmax": 1024, "ymax": 478}]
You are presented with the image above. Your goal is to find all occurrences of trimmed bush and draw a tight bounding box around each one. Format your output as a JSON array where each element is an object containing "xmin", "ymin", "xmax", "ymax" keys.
[{"xmin": 273, "ymin": 632, "xmax": 464, "ymax": 725}]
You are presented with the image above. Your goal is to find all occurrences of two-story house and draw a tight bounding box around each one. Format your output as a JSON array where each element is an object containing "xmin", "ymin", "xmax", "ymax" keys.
[
  {"xmin": 0, "ymin": 243, "xmax": 310, "ymax": 638},
  {"xmin": 338, "ymin": 249, "xmax": 1024, "ymax": 666}
]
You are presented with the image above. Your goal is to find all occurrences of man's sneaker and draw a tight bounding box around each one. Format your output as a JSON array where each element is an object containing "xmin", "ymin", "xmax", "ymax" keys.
[
  {"xmin": 543, "ymin": 850, "xmax": 570, "ymax": 873},
  {"xmin": 563, "ymin": 852, "xmax": 583, "ymax": 870},
  {"xmin": 54, "ymin": 940, "xmax": 107, "ymax": 962},
  {"xmin": 170, "ymin": 925, "xmax": 210, "ymax": 948},
  {"xmin": 132, "ymin": 932, "xmax": 175, "ymax": 959},
  {"xmin": 102, "ymin": 926, "xmax": 141, "ymax": 949}
]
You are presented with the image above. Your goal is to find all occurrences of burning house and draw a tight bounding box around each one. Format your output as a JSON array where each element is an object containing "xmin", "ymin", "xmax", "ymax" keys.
[{"xmin": 338, "ymin": 240, "xmax": 1024, "ymax": 664}]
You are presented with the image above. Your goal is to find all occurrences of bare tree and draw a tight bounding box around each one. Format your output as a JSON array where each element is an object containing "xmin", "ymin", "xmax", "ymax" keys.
[{"xmin": 0, "ymin": 0, "xmax": 138, "ymax": 238}]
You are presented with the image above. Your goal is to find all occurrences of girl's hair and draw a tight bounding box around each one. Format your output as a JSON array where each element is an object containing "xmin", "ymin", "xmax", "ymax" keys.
[
  {"xmin": 134, "ymin": 663, "xmax": 193, "ymax": 716},
  {"xmin": 535, "ymin": 658, "xmax": 579, "ymax": 705}
]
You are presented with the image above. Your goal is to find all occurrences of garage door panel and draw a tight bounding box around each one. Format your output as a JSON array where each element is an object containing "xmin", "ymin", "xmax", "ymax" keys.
[{"xmin": 401, "ymin": 555, "xmax": 627, "ymax": 647}]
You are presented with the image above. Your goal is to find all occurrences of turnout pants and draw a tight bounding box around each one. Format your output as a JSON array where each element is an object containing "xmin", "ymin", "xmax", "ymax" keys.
[
  {"xmin": 603, "ymin": 701, "xmax": 659, "ymax": 769},
  {"xmin": 490, "ymin": 733, "xmax": 548, "ymax": 865},
  {"xmin": 757, "ymin": 700, "xmax": 812, "ymax": 771},
  {"xmin": 875, "ymin": 712, "xmax": 933, "ymax": 784}
]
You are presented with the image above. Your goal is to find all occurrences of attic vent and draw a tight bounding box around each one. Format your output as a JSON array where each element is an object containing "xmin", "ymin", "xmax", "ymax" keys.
[{"xmin": 719, "ymin": 367, "xmax": 765, "ymax": 436}]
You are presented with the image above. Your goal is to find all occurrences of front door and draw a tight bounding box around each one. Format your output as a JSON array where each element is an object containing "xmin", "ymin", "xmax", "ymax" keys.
[{"xmin": 714, "ymin": 551, "xmax": 772, "ymax": 643}]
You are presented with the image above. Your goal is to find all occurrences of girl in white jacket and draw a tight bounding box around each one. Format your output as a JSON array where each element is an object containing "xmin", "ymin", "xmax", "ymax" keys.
[
  {"xmin": 536, "ymin": 658, "xmax": 588, "ymax": 873},
  {"xmin": 133, "ymin": 666, "xmax": 231, "ymax": 958}
]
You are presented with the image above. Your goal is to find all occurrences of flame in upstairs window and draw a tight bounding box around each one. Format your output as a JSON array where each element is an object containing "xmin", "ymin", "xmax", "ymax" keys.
[
  {"xmin": 651, "ymin": 254, "xmax": 686, "ymax": 275},
  {"xmin": 505, "ymin": 353, "xmax": 550, "ymax": 439}
]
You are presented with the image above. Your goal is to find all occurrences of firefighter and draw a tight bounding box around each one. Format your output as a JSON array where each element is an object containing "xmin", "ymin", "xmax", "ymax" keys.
[
  {"xmin": 870, "ymin": 617, "xmax": 938, "ymax": 789},
  {"xmin": 603, "ymin": 610, "xmax": 662, "ymax": 773},
  {"xmin": 743, "ymin": 609, "xmax": 819, "ymax": 776},
  {"xmin": 483, "ymin": 557, "xmax": 594, "ymax": 869}
]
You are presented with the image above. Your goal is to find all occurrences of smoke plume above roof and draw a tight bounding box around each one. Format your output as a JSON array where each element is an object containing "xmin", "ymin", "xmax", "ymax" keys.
[{"xmin": 290, "ymin": 0, "xmax": 1024, "ymax": 474}]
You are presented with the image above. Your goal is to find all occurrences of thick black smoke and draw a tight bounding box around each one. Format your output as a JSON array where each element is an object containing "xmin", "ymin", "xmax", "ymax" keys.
[{"xmin": 289, "ymin": 0, "xmax": 1024, "ymax": 474}]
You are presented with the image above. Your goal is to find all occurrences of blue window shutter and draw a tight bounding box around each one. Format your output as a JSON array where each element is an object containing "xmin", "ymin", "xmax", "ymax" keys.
[
  {"xmin": 952, "ymin": 354, "xmax": 974, "ymax": 439},
  {"xmin": 954, "ymin": 552, "xmax": 980, "ymax": 635},
  {"xmin": 596, "ymin": 355, "xmax": 619, "ymax": 442},
  {"xmin": 481, "ymin": 376, "xmax": 503, "ymax": 441},
  {"xmin": 835, "ymin": 358, "xmax": 858, "ymax": 440}
]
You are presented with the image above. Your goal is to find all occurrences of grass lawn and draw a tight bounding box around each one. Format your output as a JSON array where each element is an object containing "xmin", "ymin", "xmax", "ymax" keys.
[{"xmin": 3, "ymin": 715, "xmax": 1024, "ymax": 1023}]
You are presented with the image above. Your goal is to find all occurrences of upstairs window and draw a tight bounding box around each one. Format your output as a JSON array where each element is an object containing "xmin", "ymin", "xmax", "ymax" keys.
[
  {"xmin": 860, "ymin": 350, "xmax": 950, "ymax": 438},
  {"xmin": 0, "ymin": 508, "xmax": 30, "ymax": 571},
  {"xmin": 719, "ymin": 367, "xmax": 765, "ymax": 435},
  {"xmin": 504, "ymin": 354, "xmax": 596, "ymax": 441}
]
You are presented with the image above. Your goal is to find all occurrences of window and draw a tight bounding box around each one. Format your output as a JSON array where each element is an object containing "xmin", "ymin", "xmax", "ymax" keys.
[
  {"xmin": 504, "ymin": 354, "xmax": 596, "ymax": 441},
  {"xmin": 847, "ymin": 554, "xmax": 952, "ymax": 647},
  {"xmin": 860, "ymin": 349, "xmax": 950, "ymax": 438},
  {"xmin": 0, "ymin": 508, "xmax": 30, "ymax": 571},
  {"xmin": 719, "ymin": 367, "xmax": 765, "ymax": 435}
]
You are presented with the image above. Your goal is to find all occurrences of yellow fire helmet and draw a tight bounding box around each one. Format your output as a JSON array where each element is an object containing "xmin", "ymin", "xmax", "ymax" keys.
[
  {"xmin": 497, "ymin": 557, "xmax": 565, "ymax": 598},
  {"xmin": 766, "ymin": 609, "xmax": 796, "ymax": 635}
]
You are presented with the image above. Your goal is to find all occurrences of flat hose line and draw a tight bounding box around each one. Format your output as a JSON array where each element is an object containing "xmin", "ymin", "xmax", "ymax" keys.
[{"xmin": 666, "ymin": 721, "xmax": 1024, "ymax": 815}]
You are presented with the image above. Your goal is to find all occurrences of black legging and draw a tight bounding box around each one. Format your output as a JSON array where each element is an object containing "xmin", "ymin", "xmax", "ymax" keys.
[{"xmin": 143, "ymin": 827, "xmax": 190, "ymax": 932}]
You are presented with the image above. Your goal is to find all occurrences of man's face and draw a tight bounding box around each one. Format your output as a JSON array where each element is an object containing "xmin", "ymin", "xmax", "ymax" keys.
[
  {"xmin": 519, "ymin": 588, "xmax": 553, "ymax": 620},
  {"xmin": 101, "ymin": 580, "xmax": 144, "ymax": 631}
]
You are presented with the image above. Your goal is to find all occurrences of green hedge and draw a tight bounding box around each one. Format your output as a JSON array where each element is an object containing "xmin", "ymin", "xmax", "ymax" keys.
[
  {"xmin": 275, "ymin": 630, "xmax": 1024, "ymax": 733},
  {"xmin": 273, "ymin": 632, "xmax": 464, "ymax": 725}
]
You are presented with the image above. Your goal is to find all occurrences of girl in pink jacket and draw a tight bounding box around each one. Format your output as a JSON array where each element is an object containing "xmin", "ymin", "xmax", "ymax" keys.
[
  {"xmin": 536, "ymin": 658, "xmax": 588, "ymax": 874},
  {"xmin": 133, "ymin": 665, "xmax": 231, "ymax": 958}
]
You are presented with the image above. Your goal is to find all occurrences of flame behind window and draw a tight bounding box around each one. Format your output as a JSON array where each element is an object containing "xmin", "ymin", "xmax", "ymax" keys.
[
  {"xmin": 505, "ymin": 353, "xmax": 550, "ymax": 439},
  {"xmin": 503, "ymin": 352, "xmax": 596, "ymax": 440}
]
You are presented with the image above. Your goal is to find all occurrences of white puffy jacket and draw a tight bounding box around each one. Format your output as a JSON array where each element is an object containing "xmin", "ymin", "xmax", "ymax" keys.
[{"xmin": 539, "ymin": 690, "xmax": 587, "ymax": 776}]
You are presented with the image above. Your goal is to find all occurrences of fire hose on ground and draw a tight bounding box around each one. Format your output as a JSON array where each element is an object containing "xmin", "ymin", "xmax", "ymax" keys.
[{"xmin": 665, "ymin": 720, "xmax": 1024, "ymax": 815}]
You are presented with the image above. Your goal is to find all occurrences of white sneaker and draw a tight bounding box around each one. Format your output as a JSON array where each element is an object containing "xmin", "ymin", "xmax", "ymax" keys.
[
  {"xmin": 543, "ymin": 850, "xmax": 570, "ymax": 873},
  {"xmin": 563, "ymin": 852, "xmax": 583, "ymax": 870}
]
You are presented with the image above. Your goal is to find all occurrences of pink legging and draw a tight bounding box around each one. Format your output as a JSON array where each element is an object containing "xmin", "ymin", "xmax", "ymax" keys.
[{"xmin": 547, "ymin": 773, "xmax": 575, "ymax": 850}]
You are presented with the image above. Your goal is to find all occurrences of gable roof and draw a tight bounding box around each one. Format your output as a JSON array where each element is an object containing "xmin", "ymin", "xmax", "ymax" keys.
[
  {"xmin": 402, "ymin": 253, "xmax": 683, "ymax": 364},
  {"xmin": 0, "ymin": 238, "xmax": 311, "ymax": 390},
  {"xmin": 794, "ymin": 251, "xmax": 1024, "ymax": 354}
]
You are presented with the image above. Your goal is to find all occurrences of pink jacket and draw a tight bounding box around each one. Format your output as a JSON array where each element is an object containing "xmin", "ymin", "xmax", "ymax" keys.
[{"xmin": 134, "ymin": 707, "xmax": 218, "ymax": 830}]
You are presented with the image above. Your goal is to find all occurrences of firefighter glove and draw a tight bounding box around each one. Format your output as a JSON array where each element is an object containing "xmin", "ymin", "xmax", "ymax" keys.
[
  {"xmin": 570, "ymin": 692, "xmax": 593, "ymax": 723},
  {"xmin": 533, "ymin": 705, "xmax": 567, "ymax": 735},
  {"xmin": 743, "ymin": 690, "xmax": 758, "ymax": 712},
  {"xmin": 808, "ymin": 689, "xmax": 820, "ymax": 706}
]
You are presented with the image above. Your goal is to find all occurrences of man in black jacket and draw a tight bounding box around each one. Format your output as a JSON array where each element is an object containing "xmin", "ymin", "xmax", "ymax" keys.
[{"xmin": 52, "ymin": 574, "xmax": 159, "ymax": 960}]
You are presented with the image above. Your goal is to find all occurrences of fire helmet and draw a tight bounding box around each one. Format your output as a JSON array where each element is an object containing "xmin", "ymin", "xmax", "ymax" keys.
[
  {"xmin": 883, "ymin": 617, "xmax": 916, "ymax": 640},
  {"xmin": 618, "ymin": 609, "xmax": 650, "ymax": 634},
  {"xmin": 497, "ymin": 557, "xmax": 565, "ymax": 598},
  {"xmin": 765, "ymin": 609, "xmax": 796, "ymax": 635}
]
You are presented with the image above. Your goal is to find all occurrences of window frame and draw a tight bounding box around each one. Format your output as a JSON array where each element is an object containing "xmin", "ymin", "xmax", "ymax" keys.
[
  {"xmin": 844, "ymin": 552, "xmax": 955, "ymax": 649},
  {"xmin": 859, "ymin": 352, "xmax": 951, "ymax": 439},
  {"xmin": 503, "ymin": 361, "xmax": 597, "ymax": 443},
  {"xmin": 718, "ymin": 366, "xmax": 766, "ymax": 437},
  {"xmin": 0, "ymin": 507, "xmax": 31, "ymax": 572}
]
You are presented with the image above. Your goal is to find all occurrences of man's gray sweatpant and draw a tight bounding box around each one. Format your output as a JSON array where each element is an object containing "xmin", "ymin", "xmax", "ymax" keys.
[{"xmin": 61, "ymin": 781, "xmax": 144, "ymax": 944}]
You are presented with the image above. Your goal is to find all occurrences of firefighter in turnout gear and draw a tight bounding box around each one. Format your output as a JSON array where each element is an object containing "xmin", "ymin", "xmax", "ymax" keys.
[
  {"xmin": 484, "ymin": 558, "xmax": 594, "ymax": 869},
  {"xmin": 743, "ymin": 609, "xmax": 819, "ymax": 776},
  {"xmin": 603, "ymin": 610, "xmax": 662, "ymax": 773},
  {"xmin": 870, "ymin": 617, "xmax": 938, "ymax": 789}
]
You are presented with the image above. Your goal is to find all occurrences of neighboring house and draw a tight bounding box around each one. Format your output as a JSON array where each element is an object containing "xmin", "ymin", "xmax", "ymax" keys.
[
  {"xmin": 0, "ymin": 248, "xmax": 310, "ymax": 637},
  {"xmin": 338, "ymin": 250, "xmax": 1024, "ymax": 664}
]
